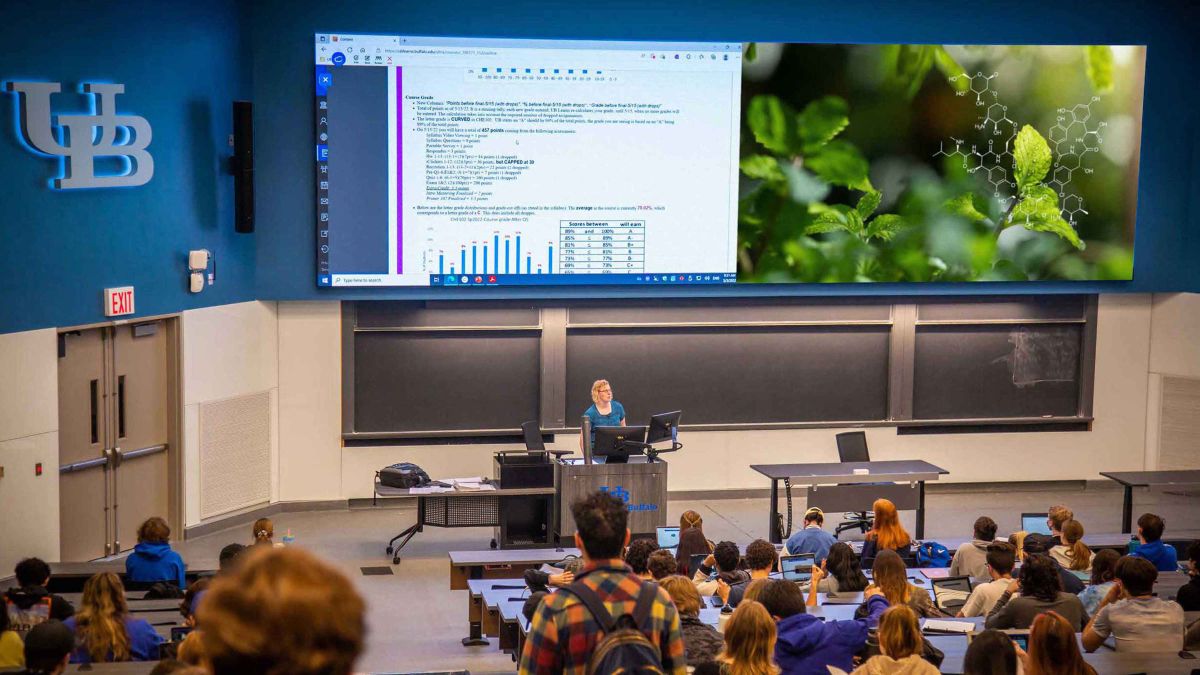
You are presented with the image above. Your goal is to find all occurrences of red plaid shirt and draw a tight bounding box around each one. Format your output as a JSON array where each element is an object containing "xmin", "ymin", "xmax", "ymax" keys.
[{"xmin": 518, "ymin": 559, "xmax": 686, "ymax": 675}]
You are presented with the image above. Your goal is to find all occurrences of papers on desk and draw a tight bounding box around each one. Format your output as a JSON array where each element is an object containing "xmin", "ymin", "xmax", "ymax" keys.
[
  {"xmin": 449, "ymin": 477, "xmax": 496, "ymax": 491},
  {"xmin": 922, "ymin": 619, "xmax": 974, "ymax": 634},
  {"xmin": 409, "ymin": 485, "xmax": 453, "ymax": 494}
]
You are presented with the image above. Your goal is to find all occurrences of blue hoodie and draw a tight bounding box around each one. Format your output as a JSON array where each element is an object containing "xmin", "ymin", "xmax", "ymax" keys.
[
  {"xmin": 124, "ymin": 541, "xmax": 186, "ymax": 589},
  {"xmin": 64, "ymin": 615, "xmax": 163, "ymax": 663},
  {"xmin": 1131, "ymin": 540, "xmax": 1179, "ymax": 571},
  {"xmin": 774, "ymin": 594, "xmax": 889, "ymax": 675}
]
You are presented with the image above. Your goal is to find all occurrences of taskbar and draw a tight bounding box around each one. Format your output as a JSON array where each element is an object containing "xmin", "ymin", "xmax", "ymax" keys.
[{"xmin": 317, "ymin": 273, "xmax": 737, "ymax": 287}]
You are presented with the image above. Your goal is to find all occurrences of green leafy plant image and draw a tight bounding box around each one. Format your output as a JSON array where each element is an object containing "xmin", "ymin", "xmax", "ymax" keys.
[{"xmin": 736, "ymin": 44, "xmax": 1144, "ymax": 283}]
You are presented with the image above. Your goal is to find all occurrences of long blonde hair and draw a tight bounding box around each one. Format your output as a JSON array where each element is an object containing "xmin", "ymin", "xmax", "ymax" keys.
[
  {"xmin": 1061, "ymin": 520, "xmax": 1091, "ymax": 571},
  {"xmin": 871, "ymin": 550, "xmax": 912, "ymax": 605},
  {"xmin": 877, "ymin": 605, "xmax": 923, "ymax": 659},
  {"xmin": 719, "ymin": 601, "xmax": 780, "ymax": 675},
  {"xmin": 76, "ymin": 572, "xmax": 131, "ymax": 662},
  {"xmin": 1009, "ymin": 531, "xmax": 1028, "ymax": 562}
]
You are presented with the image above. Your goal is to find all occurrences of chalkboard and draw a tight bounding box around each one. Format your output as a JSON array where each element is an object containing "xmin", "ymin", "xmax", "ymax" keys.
[
  {"xmin": 912, "ymin": 324, "xmax": 1082, "ymax": 419},
  {"xmin": 353, "ymin": 330, "xmax": 540, "ymax": 432},
  {"xmin": 566, "ymin": 326, "xmax": 890, "ymax": 425}
]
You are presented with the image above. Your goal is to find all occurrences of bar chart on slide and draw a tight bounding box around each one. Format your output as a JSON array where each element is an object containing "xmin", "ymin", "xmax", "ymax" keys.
[{"xmin": 430, "ymin": 231, "xmax": 555, "ymax": 276}]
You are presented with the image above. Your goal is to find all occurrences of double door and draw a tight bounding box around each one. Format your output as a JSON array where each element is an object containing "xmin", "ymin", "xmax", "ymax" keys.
[{"xmin": 58, "ymin": 322, "xmax": 174, "ymax": 560}]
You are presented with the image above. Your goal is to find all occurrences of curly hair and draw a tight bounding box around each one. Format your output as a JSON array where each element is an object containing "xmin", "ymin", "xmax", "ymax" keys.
[
  {"xmin": 743, "ymin": 539, "xmax": 777, "ymax": 572},
  {"xmin": 1019, "ymin": 554, "xmax": 1063, "ymax": 603},
  {"xmin": 625, "ymin": 538, "xmax": 657, "ymax": 575},
  {"xmin": 647, "ymin": 549, "xmax": 677, "ymax": 580}
]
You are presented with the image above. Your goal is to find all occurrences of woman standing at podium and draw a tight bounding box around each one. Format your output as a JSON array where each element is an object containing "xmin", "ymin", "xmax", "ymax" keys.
[{"xmin": 580, "ymin": 379, "xmax": 625, "ymax": 450}]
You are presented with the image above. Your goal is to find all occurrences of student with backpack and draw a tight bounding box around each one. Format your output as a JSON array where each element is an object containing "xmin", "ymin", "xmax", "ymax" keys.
[
  {"xmin": 519, "ymin": 491, "xmax": 685, "ymax": 674},
  {"xmin": 5, "ymin": 558, "xmax": 74, "ymax": 637}
]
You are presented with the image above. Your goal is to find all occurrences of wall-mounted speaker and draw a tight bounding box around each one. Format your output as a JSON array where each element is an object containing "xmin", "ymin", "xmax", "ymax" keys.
[{"xmin": 232, "ymin": 101, "xmax": 254, "ymax": 234}]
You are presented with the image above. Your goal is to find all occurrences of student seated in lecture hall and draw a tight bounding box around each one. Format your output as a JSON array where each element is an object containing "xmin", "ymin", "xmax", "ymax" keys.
[
  {"xmin": 124, "ymin": 516, "xmax": 188, "ymax": 590},
  {"xmin": 647, "ymin": 548, "xmax": 679, "ymax": 581},
  {"xmin": 63, "ymin": 572, "xmax": 163, "ymax": 663},
  {"xmin": 1175, "ymin": 540, "xmax": 1200, "ymax": 611},
  {"xmin": 985, "ymin": 554, "xmax": 1088, "ymax": 631},
  {"xmin": 1129, "ymin": 512, "xmax": 1179, "ymax": 571},
  {"xmin": 1082, "ymin": 555, "xmax": 1185, "ymax": 653},
  {"xmin": 724, "ymin": 539, "xmax": 778, "ymax": 608},
  {"xmin": 1049, "ymin": 519, "xmax": 1092, "ymax": 572},
  {"xmin": 864, "ymin": 550, "xmax": 943, "ymax": 618},
  {"xmin": 1076, "ymin": 548, "xmax": 1120, "ymax": 616},
  {"xmin": 626, "ymin": 537, "xmax": 658, "ymax": 581},
  {"xmin": 16, "ymin": 620, "xmax": 76, "ymax": 675},
  {"xmin": 961, "ymin": 630, "xmax": 1019, "ymax": 675},
  {"xmin": 692, "ymin": 540, "xmax": 749, "ymax": 597},
  {"xmin": 692, "ymin": 600, "xmax": 778, "ymax": 675},
  {"xmin": 1024, "ymin": 503, "xmax": 1073, "ymax": 553},
  {"xmin": 812, "ymin": 542, "xmax": 869, "ymax": 594},
  {"xmin": 0, "ymin": 604, "xmax": 21, "ymax": 668},
  {"xmin": 849, "ymin": 605, "xmax": 939, "ymax": 675},
  {"xmin": 783, "ymin": 506, "xmax": 837, "ymax": 563},
  {"xmin": 759, "ymin": 577, "xmax": 888, "ymax": 674},
  {"xmin": 251, "ymin": 517, "xmax": 284, "ymax": 547},
  {"xmin": 1020, "ymin": 533, "xmax": 1084, "ymax": 594},
  {"xmin": 949, "ymin": 516, "xmax": 997, "ymax": 579},
  {"xmin": 957, "ymin": 542, "xmax": 1017, "ymax": 618},
  {"xmin": 5, "ymin": 557, "xmax": 76, "ymax": 633},
  {"xmin": 676, "ymin": 510, "xmax": 715, "ymax": 576},
  {"xmin": 659, "ymin": 575, "xmax": 724, "ymax": 668},
  {"xmin": 1021, "ymin": 611, "xmax": 1098, "ymax": 675},
  {"xmin": 860, "ymin": 499, "xmax": 912, "ymax": 565}
]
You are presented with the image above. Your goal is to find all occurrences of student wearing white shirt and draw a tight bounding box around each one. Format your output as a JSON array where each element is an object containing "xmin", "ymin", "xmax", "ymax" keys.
[
  {"xmin": 958, "ymin": 542, "xmax": 1017, "ymax": 618},
  {"xmin": 1049, "ymin": 519, "xmax": 1092, "ymax": 572},
  {"xmin": 1083, "ymin": 555, "xmax": 1185, "ymax": 653}
]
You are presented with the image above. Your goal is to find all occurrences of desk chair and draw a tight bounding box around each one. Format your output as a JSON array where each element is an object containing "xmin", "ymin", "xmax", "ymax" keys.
[
  {"xmin": 931, "ymin": 575, "xmax": 973, "ymax": 613},
  {"xmin": 834, "ymin": 431, "xmax": 878, "ymax": 538},
  {"xmin": 521, "ymin": 421, "xmax": 571, "ymax": 459}
]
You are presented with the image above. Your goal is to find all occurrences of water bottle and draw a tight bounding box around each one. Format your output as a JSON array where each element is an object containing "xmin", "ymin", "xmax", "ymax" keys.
[
  {"xmin": 718, "ymin": 604, "xmax": 733, "ymax": 633},
  {"xmin": 1127, "ymin": 535, "xmax": 1138, "ymax": 554},
  {"xmin": 282, "ymin": 528, "xmax": 296, "ymax": 546}
]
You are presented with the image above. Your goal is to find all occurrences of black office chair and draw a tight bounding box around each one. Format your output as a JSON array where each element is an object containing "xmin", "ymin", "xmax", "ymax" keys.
[
  {"xmin": 835, "ymin": 431, "xmax": 876, "ymax": 538},
  {"xmin": 521, "ymin": 420, "xmax": 571, "ymax": 459}
]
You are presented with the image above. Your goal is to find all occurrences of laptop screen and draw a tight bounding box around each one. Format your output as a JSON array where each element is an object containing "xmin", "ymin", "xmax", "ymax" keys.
[
  {"xmin": 780, "ymin": 554, "xmax": 815, "ymax": 582},
  {"xmin": 1021, "ymin": 513, "xmax": 1052, "ymax": 536},
  {"xmin": 656, "ymin": 526, "xmax": 680, "ymax": 549}
]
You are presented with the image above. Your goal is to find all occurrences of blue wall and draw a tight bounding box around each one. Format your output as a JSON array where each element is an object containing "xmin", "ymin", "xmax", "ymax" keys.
[
  {"xmin": 250, "ymin": 0, "xmax": 1200, "ymax": 301},
  {"xmin": 0, "ymin": 0, "xmax": 253, "ymax": 334},
  {"xmin": 2, "ymin": 0, "xmax": 1198, "ymax": 335}
]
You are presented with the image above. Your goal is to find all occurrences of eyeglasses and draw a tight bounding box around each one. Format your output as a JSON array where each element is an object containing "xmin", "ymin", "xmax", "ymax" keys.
[{"xmin": 597, "ymin": 389, "xmax": 612, "ymax": 394}]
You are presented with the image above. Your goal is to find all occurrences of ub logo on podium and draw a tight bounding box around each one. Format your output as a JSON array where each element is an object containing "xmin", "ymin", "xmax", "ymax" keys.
[
  {"xmin": 5, "ymin": 81, "xmax": 153, "ymax": 189},
  {"xmin": 599, "ymin": 485, "xmax": 656, "ymax": 512}
]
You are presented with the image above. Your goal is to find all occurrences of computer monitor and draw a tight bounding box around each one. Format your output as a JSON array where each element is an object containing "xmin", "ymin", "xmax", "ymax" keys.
[
  {"xmin": 657, "ymin": 526, "xmax": 680, "ymax": 549},
  {"xmin": 780, "ymin": 554, "xmax": 815, "ymax": 582},
  {"xmin": 592, "ymin": 425, "xmax": 648, "ymax": 463},
  {"xmin": 1021, "ymin": 513, "xmax": 1052, "ymax": 536},
  {"xmin": 646, "ymin": 411, "xmax": 682, "ymax": 444}
]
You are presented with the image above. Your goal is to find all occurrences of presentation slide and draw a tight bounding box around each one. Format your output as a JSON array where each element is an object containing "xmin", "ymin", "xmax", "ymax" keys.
[
  {"xmin": 315, "ymin": 35, "xmax": 741, "ymax": 287},
  {"xmin": 315, "ymin": 38, "xmax": 1144, "ymax": 287}
]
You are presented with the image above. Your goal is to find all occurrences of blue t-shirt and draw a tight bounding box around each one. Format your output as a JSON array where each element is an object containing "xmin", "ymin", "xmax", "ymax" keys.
[
  {"xmin": 1131, "ymin": 540, "xmax": 1179, "ymax": 571},
  {"xmin": 785, "ymin": 526, "xmax": 838, "ymax": 563},
  {"xmin": 584, "ymin": 401, "xmax": 626, "ymax": 443}
]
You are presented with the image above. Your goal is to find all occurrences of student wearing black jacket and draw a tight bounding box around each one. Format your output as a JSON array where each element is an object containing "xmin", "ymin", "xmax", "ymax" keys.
[
  {"xmin": 1176, "ymin": 541, "xmax": 1200, "ymax": 611},
  {"xmin": 5, "ymin": 558, "xmax": 75, "ymax": 632}
]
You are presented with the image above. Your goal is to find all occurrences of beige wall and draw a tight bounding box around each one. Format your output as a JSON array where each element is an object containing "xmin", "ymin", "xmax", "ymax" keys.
[
  {"xmin": 0, "ymin": 328, "xmax": 60, "ymax": 573},
  {"xmin": 181, "ymin": 301, "xmax": 279, "ymax": 526},
  {"xmin": 287, "ymin": 294, "xmax": 1159, "ymax": 500},
  {"xmin": 1144, "ymin": 293, "xmax": 1200, "ymax": 469},
  {"xmin": 277, "ymin": 302, "xmax": 343, "ymax": 502}
]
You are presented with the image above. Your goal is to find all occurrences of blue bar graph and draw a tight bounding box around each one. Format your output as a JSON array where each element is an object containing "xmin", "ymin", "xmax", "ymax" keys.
[
  {"xmin": 548, "ymin": 245, "xmax": 553, "ymax": 274},
  {"xmin": 460, "ymin": 248, "xmax": 466, "ymax": 274},
  {"xmin": 526, "ymin": 255, "xmax": 531, "ymax": 274},
  {"xmin": 432, "ymin": 233, "xmax": 553, "ymax": 276},
  {"xmin": 516, "ymin": 235, "xmax": 521, "ymax": 269},
  {"xmin": 505, "ymin": 238, "xmax": 511, "ymax": 274},
  {"xmin": 472, "ymin": 244, "xmax": 477, "ymax": 274},
  {"xmin": 439, "ymin": 253, "xmax": 444, "ymax": 275},
  {"xmin": 483, "ymin": 245, "xmax": 488, "ymax": 275},
  {"xmin": 493, "ymin": 234, "xmax": 499, "ymax": 272}
]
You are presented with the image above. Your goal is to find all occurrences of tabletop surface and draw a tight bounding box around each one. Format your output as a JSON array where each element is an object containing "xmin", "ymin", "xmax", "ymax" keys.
[
  {"xmin": 749, "ymin": 460, "xmax": 949, "ymax": 481},
  {"xmin": 450, "ymin": 547, "xmax": 581, "ymax": 566},
  {"xmin": 1100, "ymin": 469, "xmax": 1200, "ymax": 486}
]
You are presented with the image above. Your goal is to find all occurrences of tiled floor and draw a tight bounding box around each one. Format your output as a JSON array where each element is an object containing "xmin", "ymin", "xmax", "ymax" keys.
[{"xmin": 176, "ymin": 482, "xmax": 1198, "ymax": 673}]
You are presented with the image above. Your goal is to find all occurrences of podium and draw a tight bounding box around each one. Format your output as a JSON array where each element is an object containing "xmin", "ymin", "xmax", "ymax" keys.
[{"xmin": 555, "ymin": 456, "xmax": 668, "ymax": 542}]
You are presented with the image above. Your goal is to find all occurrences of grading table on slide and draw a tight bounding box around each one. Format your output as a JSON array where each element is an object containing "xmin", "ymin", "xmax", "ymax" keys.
[{"xmin": 558, "ymin": 220, "xmax": 645, "ymax": 273}]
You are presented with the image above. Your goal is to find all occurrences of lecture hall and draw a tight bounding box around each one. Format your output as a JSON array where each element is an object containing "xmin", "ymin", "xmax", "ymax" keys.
[{"xmin": 1, "ymin": 1, "xmax": 1199, "ymax": 674}]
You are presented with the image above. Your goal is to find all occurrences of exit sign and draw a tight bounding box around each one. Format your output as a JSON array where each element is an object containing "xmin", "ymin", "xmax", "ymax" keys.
[{"xmin": 104, "ymin": 286, "xmax": 135, "ymax": 317}]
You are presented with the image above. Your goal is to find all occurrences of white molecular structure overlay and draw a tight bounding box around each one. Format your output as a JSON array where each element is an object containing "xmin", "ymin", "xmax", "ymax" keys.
[{"xmin": 933, "ymin": 72, "xmax": 1107, "ymax": 226}]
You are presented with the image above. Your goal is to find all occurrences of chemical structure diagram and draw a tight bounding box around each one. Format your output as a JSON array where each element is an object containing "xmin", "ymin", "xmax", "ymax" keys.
[{"xmin": 933, "ymin": 72, "xmax": 1107, "ymax": 227}]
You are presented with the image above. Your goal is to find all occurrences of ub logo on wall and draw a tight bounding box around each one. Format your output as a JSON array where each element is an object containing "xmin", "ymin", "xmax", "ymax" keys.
[{"xmin": 5, "ymin": 81, "xmax": 153, "ymax": 189}]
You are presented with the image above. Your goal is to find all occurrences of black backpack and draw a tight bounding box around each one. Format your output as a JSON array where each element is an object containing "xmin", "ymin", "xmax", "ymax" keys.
[
  {"xmin": 558, "ymin": 580, "xmax": 665, "ymax": 675},
  {"xmin": 377, "ymin": 462, "xmax": 431, "ymax": 489}
]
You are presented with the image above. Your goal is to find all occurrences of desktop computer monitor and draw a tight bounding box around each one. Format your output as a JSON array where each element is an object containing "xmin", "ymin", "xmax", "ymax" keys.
[
  {"xmin": 593, "ymin": 425, "xmax": 648, "ymax": 463},
  {"xmin": 1021, "ymin": 513, "xmax": 1052, "ymax": 536},
  {"xmin": 646, "ymin": 410, "xmax": 682, "ymax": 445},
  {"xmin": 657, "ymin": 526, "xmax": 680, "ymax": 549}
]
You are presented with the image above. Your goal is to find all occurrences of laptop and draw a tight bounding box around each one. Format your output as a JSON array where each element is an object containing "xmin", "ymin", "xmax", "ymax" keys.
[
  {"xmin": 656, "ymin": 526, "xmax": 680, "ymax": 549},
  {"xmin": 780, "ymin": 553, "xmax": 816, "ymax": 582},
  {"xmin": 1021, "ymin": 513, "xmax": 1052, "ymax": 536}
]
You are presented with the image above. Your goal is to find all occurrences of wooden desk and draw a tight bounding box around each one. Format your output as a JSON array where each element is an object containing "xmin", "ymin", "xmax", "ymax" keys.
[
  {"xmin": 466, "ymin": 578, "xmax": 526, "ymax": 645},
  {"xmin": 44, "ymin": 561, "xmax": 217, "ymax": 593},
  {"xmin": 1101, "ymin": 470, "xmax": 1200, "ymax": 533},
  {"xmin": 751, "ymin": 460, "xmax": 948, "ymax": 542}
]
